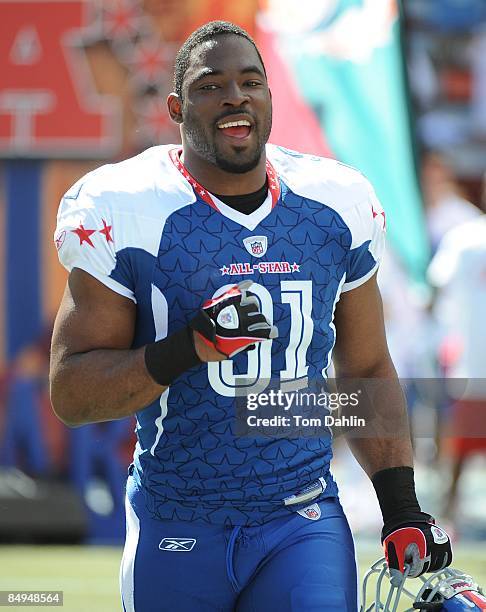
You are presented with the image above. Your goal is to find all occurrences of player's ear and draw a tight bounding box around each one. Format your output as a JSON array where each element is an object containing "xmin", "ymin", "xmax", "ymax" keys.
[{"xmin": 167, "ymin": 93, "xmax": 183, "ymax": 124}]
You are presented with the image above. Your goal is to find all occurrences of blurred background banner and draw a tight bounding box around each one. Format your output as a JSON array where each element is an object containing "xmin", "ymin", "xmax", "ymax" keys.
[
  {"xmin": 0, "ymin": 0, "xmax": 428, "ymax": 364},
  {"xmin": 0, "ymin": 0, "xmax": 262, "ymax": 368},
  {"xmin": 258, "ymin": 0, "xmax": 428, "ymax": 282},
  {"xmin": 0, "ymin": 0, "xmax": 485, "ymax": 546},
  {"xmin": 0, "ymin": 0, "xmax": 266, "ymax": 544}
]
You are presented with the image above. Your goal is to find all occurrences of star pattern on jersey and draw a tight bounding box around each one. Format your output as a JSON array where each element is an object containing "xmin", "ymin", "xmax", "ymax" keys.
[
  {"xmin": 103, "ymin": 163, "xmax": 381, "ymax": 526},
  {"xmin": 71, "ymin": 224, "xmax": 96, "ymax": 247},
  {"xmin": 99, "ymin": 218, "xmax": 113, "ymax": 243},
  {"xmin": 121, "ymin": 182, "xmax": 364, "ymax": 525}
]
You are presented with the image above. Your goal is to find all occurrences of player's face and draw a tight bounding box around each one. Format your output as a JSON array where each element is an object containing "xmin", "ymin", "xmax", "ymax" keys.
[{"xmin": 181, "ymin": 35, "xmax": 272, "ymax": 174}]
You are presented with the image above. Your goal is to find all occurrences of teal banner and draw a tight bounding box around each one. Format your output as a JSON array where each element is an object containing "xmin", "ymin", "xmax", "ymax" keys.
[{"xmin": 268, "ymin": 0, "xmax": 429, "ymax": 281}]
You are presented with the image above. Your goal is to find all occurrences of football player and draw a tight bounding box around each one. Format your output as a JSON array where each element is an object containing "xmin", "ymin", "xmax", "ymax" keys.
[{"xmin": 50, "ymin": 21, "xmax": 451, "ymax": 611}]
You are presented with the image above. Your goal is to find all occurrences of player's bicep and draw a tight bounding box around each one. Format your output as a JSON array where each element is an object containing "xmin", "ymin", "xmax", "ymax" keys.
[
  {"xmin": 51, "ymin": 267, "xmax": 136, "ymax": 367},
  {"xmin": 332, "ymin": 273, "xmax": 391, "ymax": 377}
]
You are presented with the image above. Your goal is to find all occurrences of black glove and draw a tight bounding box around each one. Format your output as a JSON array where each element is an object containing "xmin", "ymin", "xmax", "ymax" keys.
[
  {"xmin": 190, "ymin": 280, "xmax": 278, "ymax": 358},
  {"xmin": 372, "ymin": 467, "xmax": 452, "ymax": 578},
  {"xmin": 382, "ymin": 512, "xmax": 452, "ymax": 578}
]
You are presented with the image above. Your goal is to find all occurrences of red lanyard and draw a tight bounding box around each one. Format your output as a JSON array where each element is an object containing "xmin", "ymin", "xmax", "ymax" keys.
[{"xmin": 169, "ymin": 147, "xmax": 280, "ymax": 212}]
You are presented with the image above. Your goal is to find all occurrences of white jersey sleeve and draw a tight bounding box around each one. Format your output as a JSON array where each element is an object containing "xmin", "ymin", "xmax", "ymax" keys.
[
  {"xmin": 54, "ymin": 170, "xmax": 136, "ymax": 302},
  {"xmin": 341, "ymin": 178, "xmax": 386, "ymax": 292}
]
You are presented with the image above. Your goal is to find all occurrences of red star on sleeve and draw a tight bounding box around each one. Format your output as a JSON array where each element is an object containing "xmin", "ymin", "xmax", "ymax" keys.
[
  {"xmin": 99, "ymin": 219, "xmax": 113, "ymax": 243},
  {"xmin": 372, "ymin": 206, "xmax": 386, "ymax": 229},
  {"xmin": 71, "ymin": 224, "xmax": 95, "ymax": 247}
]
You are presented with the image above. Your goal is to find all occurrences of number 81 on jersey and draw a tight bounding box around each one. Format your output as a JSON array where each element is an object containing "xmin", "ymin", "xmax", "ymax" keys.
[{"xmin": 208, "ymin": 281, "xmax": 314, "ymax": 396}]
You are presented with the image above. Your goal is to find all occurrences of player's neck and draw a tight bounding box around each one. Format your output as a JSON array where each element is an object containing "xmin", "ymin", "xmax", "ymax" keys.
[{"xmin": 180, "ymin": 148, "xmax": 267, "ymax": 196}]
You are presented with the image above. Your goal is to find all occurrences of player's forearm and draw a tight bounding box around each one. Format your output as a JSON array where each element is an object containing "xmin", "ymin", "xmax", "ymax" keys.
[
  {"xmin": 346, "ymin": 428, "xmax": 413, "ymax": 478},
  {"xmin": 338, "ymin": 359, "xmax": 414, "ymax": 477},
  {"xmin": 50, "ymin": 347, "xmax": 166, "ymax": 426}
]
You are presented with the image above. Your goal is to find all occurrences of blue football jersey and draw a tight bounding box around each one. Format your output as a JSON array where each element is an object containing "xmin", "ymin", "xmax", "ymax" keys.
[{"xmin": 55, "ymin": 144, "xmax": 385, "ymax": 526}]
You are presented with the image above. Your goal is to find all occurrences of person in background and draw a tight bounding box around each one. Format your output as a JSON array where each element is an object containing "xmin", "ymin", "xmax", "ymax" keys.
[
  {"xmin": 0, "ymin": 331, "xmax": 51, "ymax": 476},
  {"xmin": 428, "ymin": 203, "xmax": 486, "ymax": 523},
  {"xmin": 421, "ymin": 150, "xmax": 481, "ymax": 253}
]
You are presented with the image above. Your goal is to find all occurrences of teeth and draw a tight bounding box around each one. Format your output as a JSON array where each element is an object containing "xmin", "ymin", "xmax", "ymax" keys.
[{"xmin": 218, "ymin": 120, "xmax": 251, "ymax": 129}]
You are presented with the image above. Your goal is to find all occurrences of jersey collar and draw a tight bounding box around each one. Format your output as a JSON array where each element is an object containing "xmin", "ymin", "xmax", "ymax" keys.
[{"xmin": 169, "ymin": 147, "xmax": 280, "ymax": 212}]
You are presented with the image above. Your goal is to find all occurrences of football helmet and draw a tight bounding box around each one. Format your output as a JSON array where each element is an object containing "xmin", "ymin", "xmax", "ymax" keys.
[{"xmin": 361, "ymin": 557, "xmax": 486, "ymax": 611}]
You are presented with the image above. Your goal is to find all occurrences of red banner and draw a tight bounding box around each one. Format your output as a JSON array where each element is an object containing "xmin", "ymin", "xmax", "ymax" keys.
[{"xmin": 0, "ymin": 1, "xmax": 120, "ymax": 157}]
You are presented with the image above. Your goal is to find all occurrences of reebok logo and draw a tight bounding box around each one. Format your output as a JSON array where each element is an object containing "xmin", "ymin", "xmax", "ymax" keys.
[{"xmin": 159, "ymin": 538, "xmax": 196, "ymax": 552}]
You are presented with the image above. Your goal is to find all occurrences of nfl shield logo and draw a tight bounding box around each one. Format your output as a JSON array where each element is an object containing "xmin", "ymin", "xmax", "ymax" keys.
[
  {"xmin": 217, "ymin": 305, "xmax": 239, "ymax": 330},
  {"xmin": 243, "ymin": 236, "xmax": 268, "ymax": 258},
  {"xmin": 251, "ymin": 241, "xmax": 264, "ymax": 255},
  {"xmin": 297, "ymin": 503, "xmax": 321, "ymax": 521}
]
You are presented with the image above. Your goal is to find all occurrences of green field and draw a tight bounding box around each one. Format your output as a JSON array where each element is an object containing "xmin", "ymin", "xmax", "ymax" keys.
[{"xmin": 0, "ymin": 543, "xmax": 484, "ymax": 611}]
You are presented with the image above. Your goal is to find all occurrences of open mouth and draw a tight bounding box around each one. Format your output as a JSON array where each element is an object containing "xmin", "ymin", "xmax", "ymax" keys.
[{"xmin": 217, "ymin": 119, "xmax": 252, "ymax": 139}]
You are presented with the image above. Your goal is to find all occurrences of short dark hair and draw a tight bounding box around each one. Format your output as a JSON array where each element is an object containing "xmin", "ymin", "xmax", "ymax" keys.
[{"xmin": 173, "ymin": 20, "xmax": 266, "ymax": 98}]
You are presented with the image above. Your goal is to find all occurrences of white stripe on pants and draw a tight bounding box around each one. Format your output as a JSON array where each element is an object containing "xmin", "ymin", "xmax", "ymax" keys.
[{"xmin": 120, "ymin": 493, "xmax": 140, "ymax": 611}]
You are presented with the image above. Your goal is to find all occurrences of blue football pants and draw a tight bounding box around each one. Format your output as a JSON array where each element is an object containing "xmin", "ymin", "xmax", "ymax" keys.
[{"xmin": 120, "ymin": 477, "xmax": 358, "ymax": 611}]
